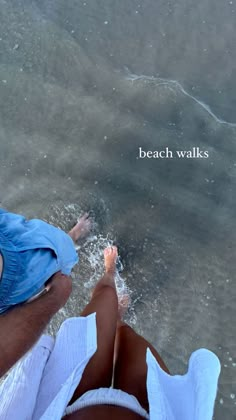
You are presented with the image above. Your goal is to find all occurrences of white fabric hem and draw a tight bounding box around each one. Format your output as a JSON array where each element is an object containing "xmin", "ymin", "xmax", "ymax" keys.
[{"xmin": 63, "ymin": 387, "xmax": 149, "ymax": 419}]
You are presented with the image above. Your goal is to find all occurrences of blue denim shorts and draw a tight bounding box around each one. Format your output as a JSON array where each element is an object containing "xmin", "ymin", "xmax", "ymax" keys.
[{"xmin": 0, "ymin": 209, "xmax": 78, "ymax": 313}]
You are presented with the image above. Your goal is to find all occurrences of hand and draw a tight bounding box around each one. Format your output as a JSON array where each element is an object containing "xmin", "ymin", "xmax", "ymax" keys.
[{"xmin": 46, "ymin": 272, "xmax": 72, "ymax": 308}]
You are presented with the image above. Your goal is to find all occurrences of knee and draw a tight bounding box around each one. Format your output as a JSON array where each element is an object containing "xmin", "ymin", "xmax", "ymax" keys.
[{"xmin": 117, "ymin": 322, "xmax": 133, "ymax": 335}]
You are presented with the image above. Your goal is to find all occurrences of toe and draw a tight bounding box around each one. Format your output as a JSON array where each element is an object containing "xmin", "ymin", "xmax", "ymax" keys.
[
  {"xmin": 104, "ymin": 247, "xmax": 111, "ymax": 257},
  {"xmin": 112, "ymin": 246, "xmax": 118, "ymax": 256}
]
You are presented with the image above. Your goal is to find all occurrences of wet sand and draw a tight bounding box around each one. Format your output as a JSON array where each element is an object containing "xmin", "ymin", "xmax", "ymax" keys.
[{"xmin": 0, "ymin": 1, "xmax": 236, "ymax": 417}]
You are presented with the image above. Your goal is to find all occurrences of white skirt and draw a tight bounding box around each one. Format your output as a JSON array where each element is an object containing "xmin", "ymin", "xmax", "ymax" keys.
[{"xmin": 0, "ymin": 313, "xmax": 220, "ymax": 420}]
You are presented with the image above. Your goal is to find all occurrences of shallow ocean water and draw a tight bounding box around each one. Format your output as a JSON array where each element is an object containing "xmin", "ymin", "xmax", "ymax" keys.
[{"xmin": 0, "ymin": 1, "xmax": 236, "ymax": 418}]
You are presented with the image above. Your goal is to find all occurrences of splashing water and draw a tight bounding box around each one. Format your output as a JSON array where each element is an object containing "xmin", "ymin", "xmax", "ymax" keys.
[
  {"xmin": 45, "ymin": 202, "xmax": 137, "ymax": 325},
  {"xmin": 80, "ymin": 233, "xmax": 132, "ymax": 303}
]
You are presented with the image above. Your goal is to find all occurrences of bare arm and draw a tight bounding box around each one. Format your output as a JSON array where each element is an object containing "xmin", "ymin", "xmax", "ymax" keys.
[{"xmin": 0, "ymin": 272, "xmax": 72, "ymax": 377}]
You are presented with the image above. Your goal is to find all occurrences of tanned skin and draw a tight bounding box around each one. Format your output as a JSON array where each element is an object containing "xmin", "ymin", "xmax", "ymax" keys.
[
  {"xmin": 0, "ymin": 212, "xmax": 92, "ymax": 377},
  {"xmin": 0, "ymin": 272, "xmax": 72, "ymax": 377}
]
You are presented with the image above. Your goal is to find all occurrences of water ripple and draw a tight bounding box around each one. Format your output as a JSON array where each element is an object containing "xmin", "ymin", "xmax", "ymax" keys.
[{"xmin": 124, "ymin": 69, "xmax": 236, "ymax": 127}]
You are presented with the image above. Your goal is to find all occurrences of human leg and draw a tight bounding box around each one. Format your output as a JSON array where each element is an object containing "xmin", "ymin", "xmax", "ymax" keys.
[
  {"xmin": 68, "ymin": 213, "xmax": 92, "ymax": 242},
  {"xmin": 113, "ymin": 319, "xmax": 170, "ymax": 412},
  {"xmin": 69, "ymin": 246, "xmax": 118, "ymax": 403}
]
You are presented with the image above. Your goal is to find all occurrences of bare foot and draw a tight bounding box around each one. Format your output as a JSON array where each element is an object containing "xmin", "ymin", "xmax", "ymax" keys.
[
  {"xmin": 68, "ymin": 213, "xmax": 92, "ymax": 241},
  {"xmin": 104, "ymin": 246, "xmax": 118, "ymax": 274}
]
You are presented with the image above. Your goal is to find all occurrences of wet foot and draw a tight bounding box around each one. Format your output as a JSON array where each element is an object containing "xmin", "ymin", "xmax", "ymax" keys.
[
  {"xmin": 104, "ymin": 246, "xmax": 118, "ymax": 274},
  {"xmin": 68, "ymin": 213, "xmax": 92, "ymax": 242}
]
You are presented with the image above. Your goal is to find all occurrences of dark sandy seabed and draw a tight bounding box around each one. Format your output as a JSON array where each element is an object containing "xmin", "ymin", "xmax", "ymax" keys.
[{"xmin": 0, "ymin": 1, "xmax": 236, "ymax": 418}]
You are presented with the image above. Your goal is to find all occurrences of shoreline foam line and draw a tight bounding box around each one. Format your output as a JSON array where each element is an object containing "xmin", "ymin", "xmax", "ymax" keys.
[{"xmin": 124, "ymin": 69, "xmax": 236, "ymax": 127}]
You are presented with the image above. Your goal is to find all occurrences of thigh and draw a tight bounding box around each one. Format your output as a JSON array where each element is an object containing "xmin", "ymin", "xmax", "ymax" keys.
[
  {"xmin": 113, "ymin": 323, "xmax": 169, "ymax": 412},
  {"xmin": 69, "ymin": 285, "xmax": 118, "ymax": 404}
]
